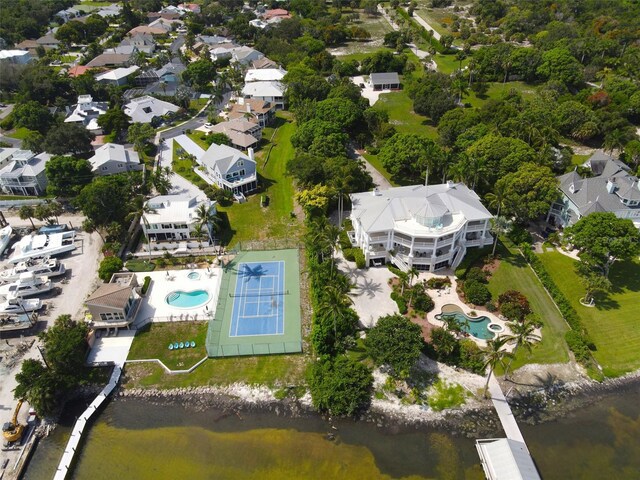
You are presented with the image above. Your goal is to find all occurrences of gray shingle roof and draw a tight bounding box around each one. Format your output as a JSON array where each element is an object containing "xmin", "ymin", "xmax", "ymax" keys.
[{"xmin": 370, "ymin": 72, "xmax": 400, "ymax": 85}]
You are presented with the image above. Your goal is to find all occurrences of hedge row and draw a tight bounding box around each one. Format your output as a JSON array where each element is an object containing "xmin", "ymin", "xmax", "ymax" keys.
[
  {"xmin": 395, "ymin": 8, "xmax": 446, "ymax": 53},
  {"xmin": 519, "ymin": 244, "xmax": 595, "ymax": 366}
]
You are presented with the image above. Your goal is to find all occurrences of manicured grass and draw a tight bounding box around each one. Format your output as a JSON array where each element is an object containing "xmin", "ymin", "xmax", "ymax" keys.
[
  {"xmin": 172, "ymin": 142, "xmax": 210, "ymax": 191},
  {"xmin": 216, "ymin": 115, "xmax": 301, "ymax": 247},
  {"xmin": 7, "ymin": 127, "xmax": 35, "ymax": 140},
  {"xmin": 188, "ymin": 97, "xmax": 208, "ymax": 114},
  {"xmin": 465, "ymin": 81, "xmax": 538, "ymax": 108},
  {"xmin": 372, "ymin": 90, "xmax": 438, "ymax": 139},
  {"xmin": 538, "ymin": 251, "xmax": 640, "ymax": 377},
  {"xmin": 125, "ymin": 258, "xmax": 156, "ymax": 272},
  {"xmin": 487, "ymin": 240, "xmax": 570, "ymax": 369},
  {"xmin": 128, "ymin": 322, "xmax": 208, "ymax": 370},
  {"xmin": 187, "ymin": 131, "xmax": 210, "ymax": 151},
  {"xmin": 432, "ymin": 54, "xmax": 469, "ymax": 75},
  {"xmin": 123, "ymin": 353, "xmax": 308, "ymax": 389},
  {"xmin": 415, "ymin": 7, "xmax": 455, "ymax": 38},
  {"xmin": 362, "ymin": 153, "xmax": 399, "ymax": 186},
  {"xmin": 571, "ymin": 154, "xmax": 590, "ymax": 166}
]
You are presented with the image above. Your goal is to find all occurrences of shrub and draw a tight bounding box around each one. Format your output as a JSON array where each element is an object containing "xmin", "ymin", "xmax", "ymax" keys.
[
  {"xmin": 410, "ymin": 285, "xmax": 434, "ymax": 313},
  {"xmin": 387, "ymin": 264, "xmax": 404, "ymax": 277},
  {"xmin": 463, "ymin": 280, "xmax": 491, "ymax": 305},
  {"xmin": 338, "ymin": 229, "xmax": 352, "ymax": 251},
  {"xmin": 343, "ymin": 248, "xmax": 356, "ymax": 262},
  {"xmin": 141, "ymin": 276, "xmax": 151, "ymax": 295},
  {"xmin": 354, "ymin": 249, "xmax": 366, "ymax": 268},
  {"xmin": 498, "ymin": 290, "xmax": 531, "ymax": 321},
  {"xmin": 458, "ymin": 339, "xmax": 485, "ymax": 374},
  {"xmin": 565, "ymin": 330, "xmax": 591, "ymax": 363},
  {"xmin": 98, "ymin": 256, "xmax": 123, "ymax": 282},
  {"xmin": 426, "ymin": 276, "xmax": 451, "ymax": 289},
  {"xmin": 391, "ymin": 291, "xmax": 408, "ymax": 314},
  {"xmin": 465, "ymin": 267, "xmax": 488, "ymax": 283},
  {"xmin": 508, "ymin": 225, "xmax": 532, "ymax": 244},
  {"xmin": 485, "ymin": 302, "xmax": 497, "ymax": 312},
  {"xmin": 427, "ymin": 379, "xmax": 468, "ymax": 412}
]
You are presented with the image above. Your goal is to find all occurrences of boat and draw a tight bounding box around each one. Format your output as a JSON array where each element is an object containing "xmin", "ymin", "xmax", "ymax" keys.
[
  {"xmin": 0, "ymin": 257, "xmax": 65, "ymax": 284},
  {"xmin": 0, "ymin": 296, "xmax": 42, "ymax": 314},
  {"xmin": 0, "ymin": 313, "xmax": 37, "ymax": 331},
  {"xmin": 0, "ymin": 225, "xmax": 12, "ymax": 257},
  {"xmin": 9, "ymin": 230, "xmax": 76, "ymax": 264},
  {"xmin": 0, "ymin": 272, "xmax": 53, "ymax": 298}
]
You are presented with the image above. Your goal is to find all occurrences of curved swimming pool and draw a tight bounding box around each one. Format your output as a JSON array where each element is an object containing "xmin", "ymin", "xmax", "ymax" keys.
[
  {"xmin": 435, "ymin": 305, "xmax": 496, "ymax": 340},
  {"xmin": 165, "ymin": 290, "xmax": 210, "ymax": 308}
]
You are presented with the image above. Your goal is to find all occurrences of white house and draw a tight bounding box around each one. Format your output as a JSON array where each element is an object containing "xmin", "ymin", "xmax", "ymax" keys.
[
  {"xmin": 349, "ymin": 182, "xmax": 493, "ymax": 271},
  {"xmin": 231, "ymin": 46, "xmax": 264, "ymax": 65},
  {"xmin": 244, "ymin": 67, "xmax": 287, "ymax": 83},
  {"xmin": 88, "ymin": 143, "xmax": 142, "ymax": 175},
  {"xmin": 241, "ymin": 81, "xmax": 285, "ymax": 109},
  {"xmin": 547, "ymin": 150, "xmax": 640, "ymax": 230},
  {"xmin": 198, "ymin": 143, "xmax": 258, "ymax": 195},
  {"xmin": 95, "ymin": 65, "xmax": 140, "ymax": 86},
  {"xmin": 226, "ymin": 97, "xmax": 275, "ymax": 127},
  {"xmin": 0, "ymin": 150, "xmax": 51, "ymax": 196},
  {"xmin": 0, "ymin": 50, "xmax": 33, "ymax": 64},
  {"xmin": 142, "ymin": 194, "xmax": 216, "ymax": 242},
  {"xmin": 124, "ymin": 95, "xmax": 180, "ymax": 123},
  {"xmin": 64, "ymin": 94, "xmax": 108, "ymax": 131}
]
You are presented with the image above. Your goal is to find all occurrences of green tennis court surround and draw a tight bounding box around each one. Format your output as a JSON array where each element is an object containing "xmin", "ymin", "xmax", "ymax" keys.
[{"xmin": 206, "ymin": 249, "xmax": 303, "ymax": 357}]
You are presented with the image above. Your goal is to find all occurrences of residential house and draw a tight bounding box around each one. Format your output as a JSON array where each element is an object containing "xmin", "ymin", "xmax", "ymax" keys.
[
  {"xmin": 55, "ymin": 7, "xmax": 80, "ymax": 23},
  {"xmin": 36, "ymin": 34, "xmax": 60, "ymax": 50},
  {"xmin": 148, "ymin": 18, "xmax": 182, "ymax": 33},
  {"xmin": 127, "ymin": 25, "xmax": 169, "ymax": 36},
  {"xmin": 242, "ymin": 81, "xmax": 285, "ymax": 109},
  {"xmin": 141, "ymin": 194, "xmax": 217, "ymax": 242},
  {"xmin": 64, "ymin": 94, "xmax": 108, "ymax": 131},
  {"xmin": 85, "ymin": 272, "xmax": 141, "ymax": 331},
  {"xmin": 251, "ymin": 57, "xmax": 278, "ymax": 70},
  {"xmin": 67, "ymin": 65, "xmax": 92, "ymax": 77},
  {"xmin": 263, "ymin": 9, "xmax": 292, "ymax": 21},
  {"xmin": 370, "ymin": 72, "xmax": 400, "ymax": 91},
  {"xmin": 349, "ymin": 182, "xmax": 493, "ymax": 270},
  {"xmin": 209, "ymin": 44, "xmax": 236, "ymax": 62},
  {"xmin": 85, "ymin": 53, "xmax": 133, "ymax": 68},
  {"xmin": 147, "ymin": 11, "xmax": 182, "ymax": 22},
  {"xmin": 197, "ymin": 35, "xmax": 232, "ymax": 46},
  {"xmin": 227, "ymin": 97, "xmax": 275, "ymax": 127},
  {"xmin": 0, "ymin": 50, "xmax": 33, "ymax": 64},
  {"xmin": 0, "ymin": 148, "xmax": 19, "ymax": 169},
  {"xmin": 198, "ymin": 119, "xmax": 262, "ymax": 151},
  {"xmin": 138, "ymin": 59, "xmax": 186, "ymax": 96},
  {"xmin": 244, "ymin": 67, "xmax": 287, "ymax": 83},
  {"xmin": 95, "ymin": 65, "xmax": 140, "ymax": 86},
  {"xmin": 231, "ymin": 46, "xmax": 264, "ymax": 65},
  {"xmin": 88, "ymin": 143, "xmax": 142, "ymax": 175},
  {"xmin": 119, "ymin": 33, "xmax": 156, "ymax": 54},
  {"xmin": 95, "ymin": 4, "xmax": 122, "ymax": 18},
  {"xmin": 0, "ymin": 150, "xmax": 51, "ymax": 196},
  {"xmin": 14, "ymin": 39, "xmax": 39, "ymax": 54},
  {"xmin": 198, "ymin": 143, "xmax": 258, "ymax": 195},
  {"xmin": 178, "ymin": 3, "xmax": 201, "ymax": 14},
  {"xmin": 547, "ymin": 151, "xmax": 640, "ymax": 230},
  {"xmin": 249, "ymin": 19, "xmax": 268, "ymax": 29},
  {"xmin": 124, "ymin": 95, "xmax": 180, "ymax": 124}
]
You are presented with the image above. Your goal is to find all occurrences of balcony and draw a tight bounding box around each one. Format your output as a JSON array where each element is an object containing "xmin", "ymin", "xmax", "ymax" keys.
[{"xmin": 466, "ymin": 223, "xmax": 486, "ymax": 232}]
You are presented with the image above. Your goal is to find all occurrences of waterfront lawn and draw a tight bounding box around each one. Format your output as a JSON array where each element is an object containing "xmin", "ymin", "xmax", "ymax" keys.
[
  {"xmin": 372, "ymin": 90, "xmax": 438, "ymax": 139},
  {"xmin": 487, "ymin": 240, "xmax": 570, "ymax": 370},
  {"xmin": 127, "ymin": 322, "xmax": 208, "ymax": 370},
  {"xmin": 537, "ymin": 252, "xmax": 640, "ymax": 377},
  {"xmin": 215, "ymin": 115, "xmax": 301, "ymax": 247},
  {"xmin": 123, "ymin": 353, "xmax": 308, "ymax": 389}
]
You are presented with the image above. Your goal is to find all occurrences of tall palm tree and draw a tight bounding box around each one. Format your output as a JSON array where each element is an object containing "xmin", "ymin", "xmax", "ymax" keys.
[
  {"xmin": 321, "ymin": 284, "xmax": 353, "ymax": 351},
  {"xmin": 19, "ymin": 205, "xmax": 36, "ymax": 230},
  {"xmin": 194, "ymin": 203, "xmax": 219, "ymax": 245},
  {"xmin": 489, "ymin": 216, "xmax": 512, "ymax": 257},
  {"xmin": 482, "ymin": 336, "xmax": 511, "ymax": 398},
  {"xmin": 504, "ymin": 319, "xmax": 540, "ymax": 378},
  {"xmin": 192, "ymin": 223, "xmax": 206, "ymax": 249}
]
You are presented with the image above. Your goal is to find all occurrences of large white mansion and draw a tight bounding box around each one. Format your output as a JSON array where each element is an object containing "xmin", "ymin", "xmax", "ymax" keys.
[{"xmin": 349, "ymin": 182, "xmax": 493, "ymax": 271}]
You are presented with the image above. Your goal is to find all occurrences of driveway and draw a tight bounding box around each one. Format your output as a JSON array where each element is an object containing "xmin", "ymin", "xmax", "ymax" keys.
[
  {"xmin": 173, "ymin": 134, "xmax": 205, "ymax": 159},
  {"xmin": 157, "ymin": 138, "xmax": 207, "ymax": 200}
]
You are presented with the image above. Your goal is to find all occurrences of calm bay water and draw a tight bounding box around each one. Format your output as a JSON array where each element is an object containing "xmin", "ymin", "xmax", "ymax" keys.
[{"xmin": 24, "ymin": 382, "xmax": 640, "ymax": 479}]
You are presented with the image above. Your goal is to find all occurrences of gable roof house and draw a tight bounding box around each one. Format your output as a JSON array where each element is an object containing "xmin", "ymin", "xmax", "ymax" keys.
[
  {"xmin": 141, "ymin": 59, "xmax": 186, "ymax": 96},
  {"xmin": 127, "ymin": 25, "xmax": 169, "ymax": 36},
  {"xmin": 197, "ymin": 119, "xmax": 262, "ymax": 151},
  {"xmin": 547, "ymin": 150, "xmax": 640, "ymax": 230},
  {"xmin": 85, "ymin": 52, "xmax": 133, "ymax": 68},
  {"xmin": 64, "ymin": 94, "xmax": 108, "ymax": 132},
  {"xmin": 0, "ymin": 150, "xmax": 52, "ymax": 196},
  {"xmin": 227, "ymin": 97, "xmax": 275, "ymax": 127},
  {"xmin": 244, "ymin": 67, "xmax": 287, "ymax": 83},
  {"xmin": 251, "ymin": 57, "xmax": 278, "ymax": 70},
  {"xmin": 88, "ymin": 143, "xmax": 142, "ymax": 175},
  {"xmin": 370, "ymin": 72, "xmax": 400, "ymax": 91},
  {"xmin": 148, "ymin": 18, "xmax": 183, "ymax": 32},
  {"xmin": 124, "ymin": 95, "xmax": 180, "ymax": 123},
  {"xmin": 349, "ymin": 182, "xmax": 493, "ymax": 270},
  {"xmin": 119, "ymin": 33, "xmax": 156, "ymax": 54},
  {"xmin": 198, "ymin": 143, "xmax": 257, "ymax": 195},
  {"xmin": 95, "ymin": 4, "xmax": 122, "ymax": 18},
  {"xmin": 231, "ymin": 46, "xmax": 264, "ymax": 65},
  {"xmin": 0, "ymin": 50, "xmax": 33, "ymax": 64},
  {"xmin": 141, "ymin": 194, "xmax": 216, "ymax": 243},
  {"xmin": 85, "ymin": 272, "xmax": 140, "ymax": 332},
  {"xmin": 242, "ymin": 81, "xmax": 285, "ymax": 109},
  {"xmin": 95, "ymin": 65, "xmax": 140, "ymax": 86}
]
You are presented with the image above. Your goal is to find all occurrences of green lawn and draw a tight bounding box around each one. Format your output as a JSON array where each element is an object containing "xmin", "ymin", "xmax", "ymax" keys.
[
  {"xmin": 415, "ymin": 7, "xmax": 455, "ymax": 39},
  {"xmin": 123, "ymin": 353, "xmax": 308, "ymax": 389},
  {"xmin": 187, "ymin": 131, "xmax": 210, "ymax": 151},
  {"xmin": 7, "ymin": 127, "xmax": 35, "ymax": 140},
  {"xmin": 465, "ymin": 81, "xmax": 538, "ymax": 108},
  {"xmin": 571, "ymin": 154, "xmax": 590, "ymax": 166},
  {"xmin": 433, "ymin": 54, "xmax": 469, "ymax": 75},
  {"xmin": 538, "ymin": 252, "xmax": 640, "ymax": 377},
  {"xmin": 487, "ymin": 240, "xmax": 570, "ymax": 369},
  {"xmin": 362, "ymin": 153, "xmax": 399, "ymax": 186},
  {"xmin": 372, "ymin": 90, "xmax": 438, "ymax": 139},
  {"xmin": 125, "ymin": 258, "xmax": 156, "ymax": 272},
  {"xmin": 216, "ymin": 115, "xmax": 301, "ymax": 247},
  {"xmin": 128, "ymin": 322, "xmax": 208, "ymax": 370}
]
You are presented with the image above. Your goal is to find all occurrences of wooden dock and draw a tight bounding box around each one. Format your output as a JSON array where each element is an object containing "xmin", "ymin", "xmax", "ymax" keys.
[{"xmin": 52, "ymin": 365, "xmax": 122, "ymax": 480}]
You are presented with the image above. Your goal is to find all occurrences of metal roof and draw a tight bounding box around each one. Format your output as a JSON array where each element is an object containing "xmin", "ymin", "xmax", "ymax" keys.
[
  {"xmin": 476, "ymin": 438, "xmax": 541, "ymax": 480},
  {"xmin": 370, "ymin": 72, "xmax": 400, "ymax": 84}
]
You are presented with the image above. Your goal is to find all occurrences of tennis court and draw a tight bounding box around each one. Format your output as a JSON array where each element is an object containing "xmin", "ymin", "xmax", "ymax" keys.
[
  {"xmin": 206, "ymin": 249, "xmax": 302, "ymax": 357},
  {"xmin": 230, "ymin": 261, "xmax": 286, "ymax": 336}
]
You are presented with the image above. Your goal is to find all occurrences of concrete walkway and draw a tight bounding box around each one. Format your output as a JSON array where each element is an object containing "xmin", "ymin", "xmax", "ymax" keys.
[
  {"xmin": 157, "ymin": 138, "xmax": 207, "ymax": 200},
  {"xmin": 173, "ymin": 133, "xmax": 205, "ymax": 159},
  {"xmin": 488, "ymin": 373, "xmax": 528, "ymax": 448}
]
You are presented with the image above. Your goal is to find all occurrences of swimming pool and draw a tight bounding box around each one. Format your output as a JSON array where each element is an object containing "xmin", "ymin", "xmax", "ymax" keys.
[
  {"xmin": 165, "ymin": 290, "xmax": 210, "ymax": 308},
  {"xmin": 435, "ymin": 305, "xmax": 497, "ymax": 340}
]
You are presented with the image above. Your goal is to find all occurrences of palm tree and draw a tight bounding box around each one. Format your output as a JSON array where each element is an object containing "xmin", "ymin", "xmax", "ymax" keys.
[
  {"xmin": 194, "ymin": 203, "xmax": 219, "ymax": 245},
  {"xmin": 406, "ymin": 266, "xmax": 419, "ymax": 308},
  {"xmin": 504, "ymin": 319, "xmax": 541, "ymax": 378},
  {"xmin": 321, "ymin": 284, "xmax": 354, "ymax": 351},
  {"xmin": 489, "ymin": 216, "xmax": 512, "ymax": 257},
  {"xmin": 192, "ymin": 223, "xmax": 206, "ymax": 249},
  {"xmin": 482, "ymin": 336, "xmax": 511, "ymax": 398},
  {"xmin": 19, "ymin": 205, "xmax": 36, "ymax": 230}
]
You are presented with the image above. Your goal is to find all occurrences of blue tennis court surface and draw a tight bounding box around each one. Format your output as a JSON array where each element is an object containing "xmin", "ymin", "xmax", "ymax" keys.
[{"xmin": 229, "ymin": 261, "xmax": 285, "ymax": 337}]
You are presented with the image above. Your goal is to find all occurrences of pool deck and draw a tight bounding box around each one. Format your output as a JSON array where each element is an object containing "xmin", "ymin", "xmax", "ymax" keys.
[{"xmin": 134, "ymin": 268, "xmax": 222, "ymax": 322}]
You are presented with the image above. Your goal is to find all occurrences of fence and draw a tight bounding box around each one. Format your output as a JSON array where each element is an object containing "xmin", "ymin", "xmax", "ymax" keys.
[{"xmin": 235, "ymin": 238, "xmax": 304, "ymax": 252}]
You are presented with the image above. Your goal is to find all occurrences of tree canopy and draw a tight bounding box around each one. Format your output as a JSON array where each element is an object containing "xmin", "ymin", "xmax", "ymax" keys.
[
  {"xmin": 45, "ymin": 156, "xmax": 93, "ymax": 197},
  {"xmin": 379, "ymin": 133, "xmax": 444, "ymax": 183},
  {"xmin": 43, "ymin": 122, "xmax": 95, "ymax": 155}
]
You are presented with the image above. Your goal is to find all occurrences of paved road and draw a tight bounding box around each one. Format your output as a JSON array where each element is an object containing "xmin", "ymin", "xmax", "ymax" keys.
[{"xmin": 408, "ymin": 8, "xmax": 442, "ymax": 40}]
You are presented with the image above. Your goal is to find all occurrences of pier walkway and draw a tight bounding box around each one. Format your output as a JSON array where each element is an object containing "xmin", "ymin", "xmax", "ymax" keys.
[
  {"xmin": 488, "ymin": 373, "xmax": 527, "ymax": 447},
  {"xmin": 53, "ymin": 331, "xmax": 135, "ymax": 480}
]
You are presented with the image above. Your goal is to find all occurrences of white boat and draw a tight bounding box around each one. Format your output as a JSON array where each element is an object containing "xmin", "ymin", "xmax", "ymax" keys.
[
  {"xmin": 0, "ymin": 225, "xmax": 12, "ymax": 257},
  {"xmin": 0, "ymin": 272, "xmax": 53, "ymax": 298},
  {"xmin": 0, "ymin": 258, "xmax": 65, "ymax": 284},
  {"xmin": 9, "ymin": 231, "xmax": 76, "ymax": 264},
  {"xmin": 0, "ymin": 296, "xmax": 42, "ymax": 314}
]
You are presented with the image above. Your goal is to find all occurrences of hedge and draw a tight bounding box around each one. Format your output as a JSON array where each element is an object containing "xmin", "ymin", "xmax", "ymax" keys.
[
  {"xmin": 391, "ymin": 291, "xmax": 408, "ymax": 314},
  {"xmin": 343, "ymin": 248, "xmax": 356, "ymax": 262},
  {"xmin": 519, "ymin": 244, "xmax": 596, "ymax": 367},
  {"xmin": 354, "ymin": 249, "xmax": 366, "ymax": 269},
  {"xmin": 141, "ymin": 276, "xmax": 152, "ymax": 295},
  {"xmin": 338, "ymin": 229, "xmax": 352, "ymax": 251}
]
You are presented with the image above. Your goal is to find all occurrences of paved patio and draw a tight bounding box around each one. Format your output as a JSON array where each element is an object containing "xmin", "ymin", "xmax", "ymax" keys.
[
  {"xmin": 87, "ymin": 330, "xmax": 136, "ymax": 366},
  {"xmin": 134, "ymin": 268, "xmax": 222, "ymax": 322}
]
